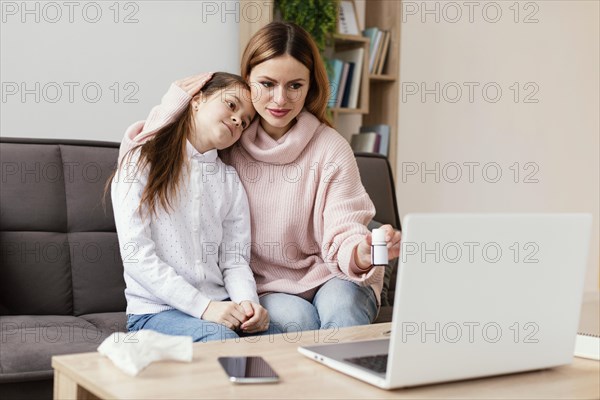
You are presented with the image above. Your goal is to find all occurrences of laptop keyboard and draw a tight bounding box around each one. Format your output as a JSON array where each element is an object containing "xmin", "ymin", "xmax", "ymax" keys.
[{"xmin": 344, "ymin": 354, "xmax": 388, "ymax": 374}]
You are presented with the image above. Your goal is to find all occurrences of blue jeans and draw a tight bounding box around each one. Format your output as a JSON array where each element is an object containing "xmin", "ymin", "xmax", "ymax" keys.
[
  {"xmin": 260, "ymin": 278, "xmax": 378, "ymax": 334},
  {"xmin": 127, "ymin": 310, "xmax": 240, "ymax": 343}
]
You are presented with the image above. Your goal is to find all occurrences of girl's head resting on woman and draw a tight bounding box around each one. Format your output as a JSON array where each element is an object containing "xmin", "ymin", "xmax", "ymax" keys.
[
  {"xmin": 241, "ymin": 21, "xmax": 332, "ymax": 139},
  {"xmin": 133, "ymin": 72, "xmax": 254, "ymax": 216},
  {"xmin": 190, "ymin": 72, "xmax": 255, "ymax": 152}
]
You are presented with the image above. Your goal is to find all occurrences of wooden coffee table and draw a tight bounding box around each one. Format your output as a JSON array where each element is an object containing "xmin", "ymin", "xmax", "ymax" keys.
[{"xmin": 52, "ymin": 322, "xmax": 599, "ymax": 399}]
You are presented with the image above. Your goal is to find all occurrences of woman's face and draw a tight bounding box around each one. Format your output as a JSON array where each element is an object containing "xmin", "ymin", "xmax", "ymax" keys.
[
  {"xmin": 191, "ymin": 86, "xmax": 255, "ymax": 152},
  {"xmin": 248, "ymin": 54, "xmax": 310, "ymax": 139}
]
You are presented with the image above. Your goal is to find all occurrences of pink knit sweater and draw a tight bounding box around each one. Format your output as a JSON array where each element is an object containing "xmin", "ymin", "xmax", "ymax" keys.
[{"xmin": 119, "ymin": 84, "xmax": 384, "ymax": 304}]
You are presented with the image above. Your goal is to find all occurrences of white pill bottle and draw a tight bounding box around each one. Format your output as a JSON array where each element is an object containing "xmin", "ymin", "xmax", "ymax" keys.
[{"xmin": 371, "ymin": 228, "xmax": 388, "ymax": 267}]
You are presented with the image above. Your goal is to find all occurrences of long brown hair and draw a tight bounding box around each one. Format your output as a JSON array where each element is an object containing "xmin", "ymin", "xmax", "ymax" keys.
[
  {"xmin": 106, "ymin": 72, "xmax": 250, "ymax": 218},
  {"xmin": 241, "ymin": 21, "xmax": 332, "ymax": 127}
]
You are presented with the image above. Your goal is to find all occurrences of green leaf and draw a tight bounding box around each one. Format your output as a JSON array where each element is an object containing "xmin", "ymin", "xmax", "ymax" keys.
[{"xmin": 275, "ymin": 0, "xmax": 339, "ymax": 54}]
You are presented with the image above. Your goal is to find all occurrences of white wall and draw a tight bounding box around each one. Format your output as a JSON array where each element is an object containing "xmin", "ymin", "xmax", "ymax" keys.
[
  {"xmin": 397, "ymin": 0, "xmax": 599, "ymax": 291},
  {"xmin": 1, "ymin": 0, "xmax": 243, "ymax": 141}
]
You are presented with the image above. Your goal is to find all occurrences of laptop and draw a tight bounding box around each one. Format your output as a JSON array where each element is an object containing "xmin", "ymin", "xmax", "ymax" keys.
[{"xmin": 298, "ymin": 213, "xmax": 592, "ymax": 389}]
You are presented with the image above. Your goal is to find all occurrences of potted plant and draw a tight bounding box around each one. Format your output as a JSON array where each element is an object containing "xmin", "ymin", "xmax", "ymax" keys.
[{"xmin": 274, "ymin": 0, "xmax": 339, "ymax": 54}]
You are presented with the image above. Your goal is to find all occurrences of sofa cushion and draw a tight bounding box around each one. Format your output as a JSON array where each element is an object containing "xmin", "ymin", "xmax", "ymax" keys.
[
  {"xmin": 0, "ymin": 232, "xmax": 73, "ymax": 315},
  {"xmin": 0, "ymin": 140, "xmax": 126, "ymax": 316},
  {"xmin": 0, "ymin": 143, "xmax": 68, "ymax": 232},
  {"xmin": 60, "ymin": 145, "xmax": 117, "ymax": 233},
  {"xmin": 355, "ymin": 155, "xmax": 400, "ymax": 230},
  {"xmin": 373, "ymin": 306, "xmax": 393, "ymax": 324},
  {"xmin": 387, "ymin": 259, "xmax": 399, "ymax": 306},
  {"xmin": 0, "ymin": 313, "xmax": 126, "ymax": 382},
  {"xmin": 70, "ymin": 232, "xmax": 126, "ymax": 316},
  {"xmin": 79, "ymin": 312, "xmax": 127, "ymax": 333}
]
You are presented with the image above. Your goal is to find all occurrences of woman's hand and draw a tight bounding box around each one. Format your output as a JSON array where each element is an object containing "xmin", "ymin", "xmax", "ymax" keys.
[
  {"xmin": 174, "ymin": 72, "xmax": 214, "ymax": 97},
  {"xmin": 201, "ymin": 300, "xmax": 248, "ymax": 330},
  {"xmin": 354, "ymin": 224, "xmax": 401, "ymax": 271},
  {"xmin": 239, "ymin": 301, "xmax": 270, "ymax": 334}
]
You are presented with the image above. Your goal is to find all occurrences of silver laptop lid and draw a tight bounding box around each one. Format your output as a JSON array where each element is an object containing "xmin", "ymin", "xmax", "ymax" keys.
[{"xmin": 387, "ymin": 213, "xmax": 592, "ymax": 388}]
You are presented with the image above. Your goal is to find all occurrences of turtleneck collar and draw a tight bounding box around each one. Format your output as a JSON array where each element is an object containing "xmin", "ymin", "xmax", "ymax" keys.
[{"xmin": 239, "ymin": 110, "xmax": 323, "ymax": 164}]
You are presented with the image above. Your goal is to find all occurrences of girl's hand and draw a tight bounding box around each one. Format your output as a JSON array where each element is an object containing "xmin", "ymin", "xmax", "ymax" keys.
[
  {"xmin": 201, "ymin": 300, "xmax": 248, "ymax": 330},
  {"xmin": 174, "ymin": 72, "xmax": 214, "ymax": 97},
  {"xmin": 354, "ymin": 224, "xmax": 402, "ymax": 271},
  {"xmin": 239, "ymin": 301, "xmax": 270, "ymax": 333}
]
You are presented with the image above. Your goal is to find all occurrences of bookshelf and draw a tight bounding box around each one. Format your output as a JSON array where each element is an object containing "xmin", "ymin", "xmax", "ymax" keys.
[
  {"xmin": 363, "ymin": 0, "xmax": 400, "ymax": 176},
  {"xmin": 328, "ymin": 33, "xmax": 370, "ymax": 116},
  {"xmin": 238, "ymin": 0, "xmax": 400, "ymax": 176}
]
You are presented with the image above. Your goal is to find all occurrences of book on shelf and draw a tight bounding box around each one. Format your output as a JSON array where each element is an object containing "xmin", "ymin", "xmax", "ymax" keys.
[
  {"xmin": 371, "ymin": 30, "xmax": 385, "ymax": 74},
  {"xmin": 326, "ymin": 58, "xmax": 344, "ymax": 108},
  {"xmin": 574, "ymin": 293, "xmax": 599, "ymax": 361},
  {"xmin": 375, "ymin": 30, "xmax": 391, "ymax": 75},
  {"xmin": 336, "ymin": 62, "xmax": 350, "ymax": 108},
  {"xmin": 338, "ymin": 0, "xmax": 359, "ymax": 35},
  {"xmin": 360, "ymin": 124, "xmax": 390, "ymax": 157},
  {"xmin": 363, "ymin": 27, "xmax": 379, "ymax": 73},
  {"xmin": 334, "ymin": 47, "xmax": 364, "ymax": 109},
  {"xmin": 363, "ymin": 27, "xmax": 391, "ymax": 75},
  {"xmin": 340, "ymin": 62, "xmax": 354, "ymax": 108},
  {"xmin": 350, "ymin": 132, "xmax": 380, "ymax": 153}
]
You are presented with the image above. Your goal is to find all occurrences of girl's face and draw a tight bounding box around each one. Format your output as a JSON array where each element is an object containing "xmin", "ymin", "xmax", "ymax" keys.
[
  {"xmin": 248, "ymin": 54, "xmax": 310, "ymax": 139},
  {"xmin": 191, "ymin": 86, "xmax": 255, "ymax": 152}
]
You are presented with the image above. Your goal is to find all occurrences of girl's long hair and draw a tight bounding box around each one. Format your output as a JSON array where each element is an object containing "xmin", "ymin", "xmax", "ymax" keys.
[
  {"xmin": 105, "ymin": 72, "xmax": 249, "ymax": 218},
  {"xmin": 241, "ymin": 21, "xmax": 332, "ymax": 127}
]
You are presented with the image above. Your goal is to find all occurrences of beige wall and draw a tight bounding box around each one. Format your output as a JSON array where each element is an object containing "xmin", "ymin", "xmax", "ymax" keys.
[{"xmin": 396, "ymin": 0, "xmax": 599, "ymax": 291}]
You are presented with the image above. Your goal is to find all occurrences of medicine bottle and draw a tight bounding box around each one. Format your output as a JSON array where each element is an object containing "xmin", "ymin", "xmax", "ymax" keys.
[{"xmin": 371, "ymin": 228, "xmax": 388, "ymax": 267}]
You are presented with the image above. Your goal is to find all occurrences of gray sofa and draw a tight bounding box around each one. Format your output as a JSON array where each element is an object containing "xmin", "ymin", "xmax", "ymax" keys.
[
  {"xmin": 0, "ymin": 138, "xmax": 128, "ymax": 399},
  {"xmin": 0, "ymin": 138, "xmax": 400, "ymax": 399}
]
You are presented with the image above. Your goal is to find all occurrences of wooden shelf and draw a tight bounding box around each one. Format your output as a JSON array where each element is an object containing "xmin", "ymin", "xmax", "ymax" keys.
[
  {"xmin": 362, "ymin": 0, "xmax": 401, "ymax": 178},
  {"xmin": 331, "ymin": 107, "xmax": 368, "ymax": 114},
  {"xmin": 333, "ymin": 33, "xmax": 369, "ymax": 43},
  {"xmin": 329, "ymin": 31, "xmax": 370, "ymax": 116},
  {"xmin": 369, "ymin": 74, "xmax": 396, "ymax": 82}
]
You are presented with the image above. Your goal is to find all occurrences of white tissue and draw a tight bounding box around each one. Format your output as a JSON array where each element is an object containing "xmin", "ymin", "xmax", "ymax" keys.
[{"xmin": 97, "ymin": 330, "xmax": 193, "ymax": 376}]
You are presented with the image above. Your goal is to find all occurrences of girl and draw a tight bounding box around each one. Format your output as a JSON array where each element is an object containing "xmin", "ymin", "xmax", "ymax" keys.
[
  {"xmin": 112, "ymin": 72, "xmax": 269, "ymax": 342},
  {"xmin": 120, "ymin": 23, "xmax": 402, "ymax": 334}
]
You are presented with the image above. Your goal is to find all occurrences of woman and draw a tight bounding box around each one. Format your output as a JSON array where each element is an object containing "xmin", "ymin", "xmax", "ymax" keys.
[
  {"xmin": 112, "ymin": 73, "xmax": 269, "ymax": 342},
  {"xmin": 120, "ymin": 22, "xmax": 401, "ymax": 334}
]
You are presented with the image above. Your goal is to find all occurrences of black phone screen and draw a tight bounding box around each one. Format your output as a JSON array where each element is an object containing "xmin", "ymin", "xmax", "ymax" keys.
[{"xmin": 218, "ymin": 356, "xmax": 279, "ymax": 383}]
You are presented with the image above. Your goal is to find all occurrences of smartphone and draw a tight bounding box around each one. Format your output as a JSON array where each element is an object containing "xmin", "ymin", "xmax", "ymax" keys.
[{"xmin": 217, "ymin": 356, "xmax": 279, "ymax": 384}]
